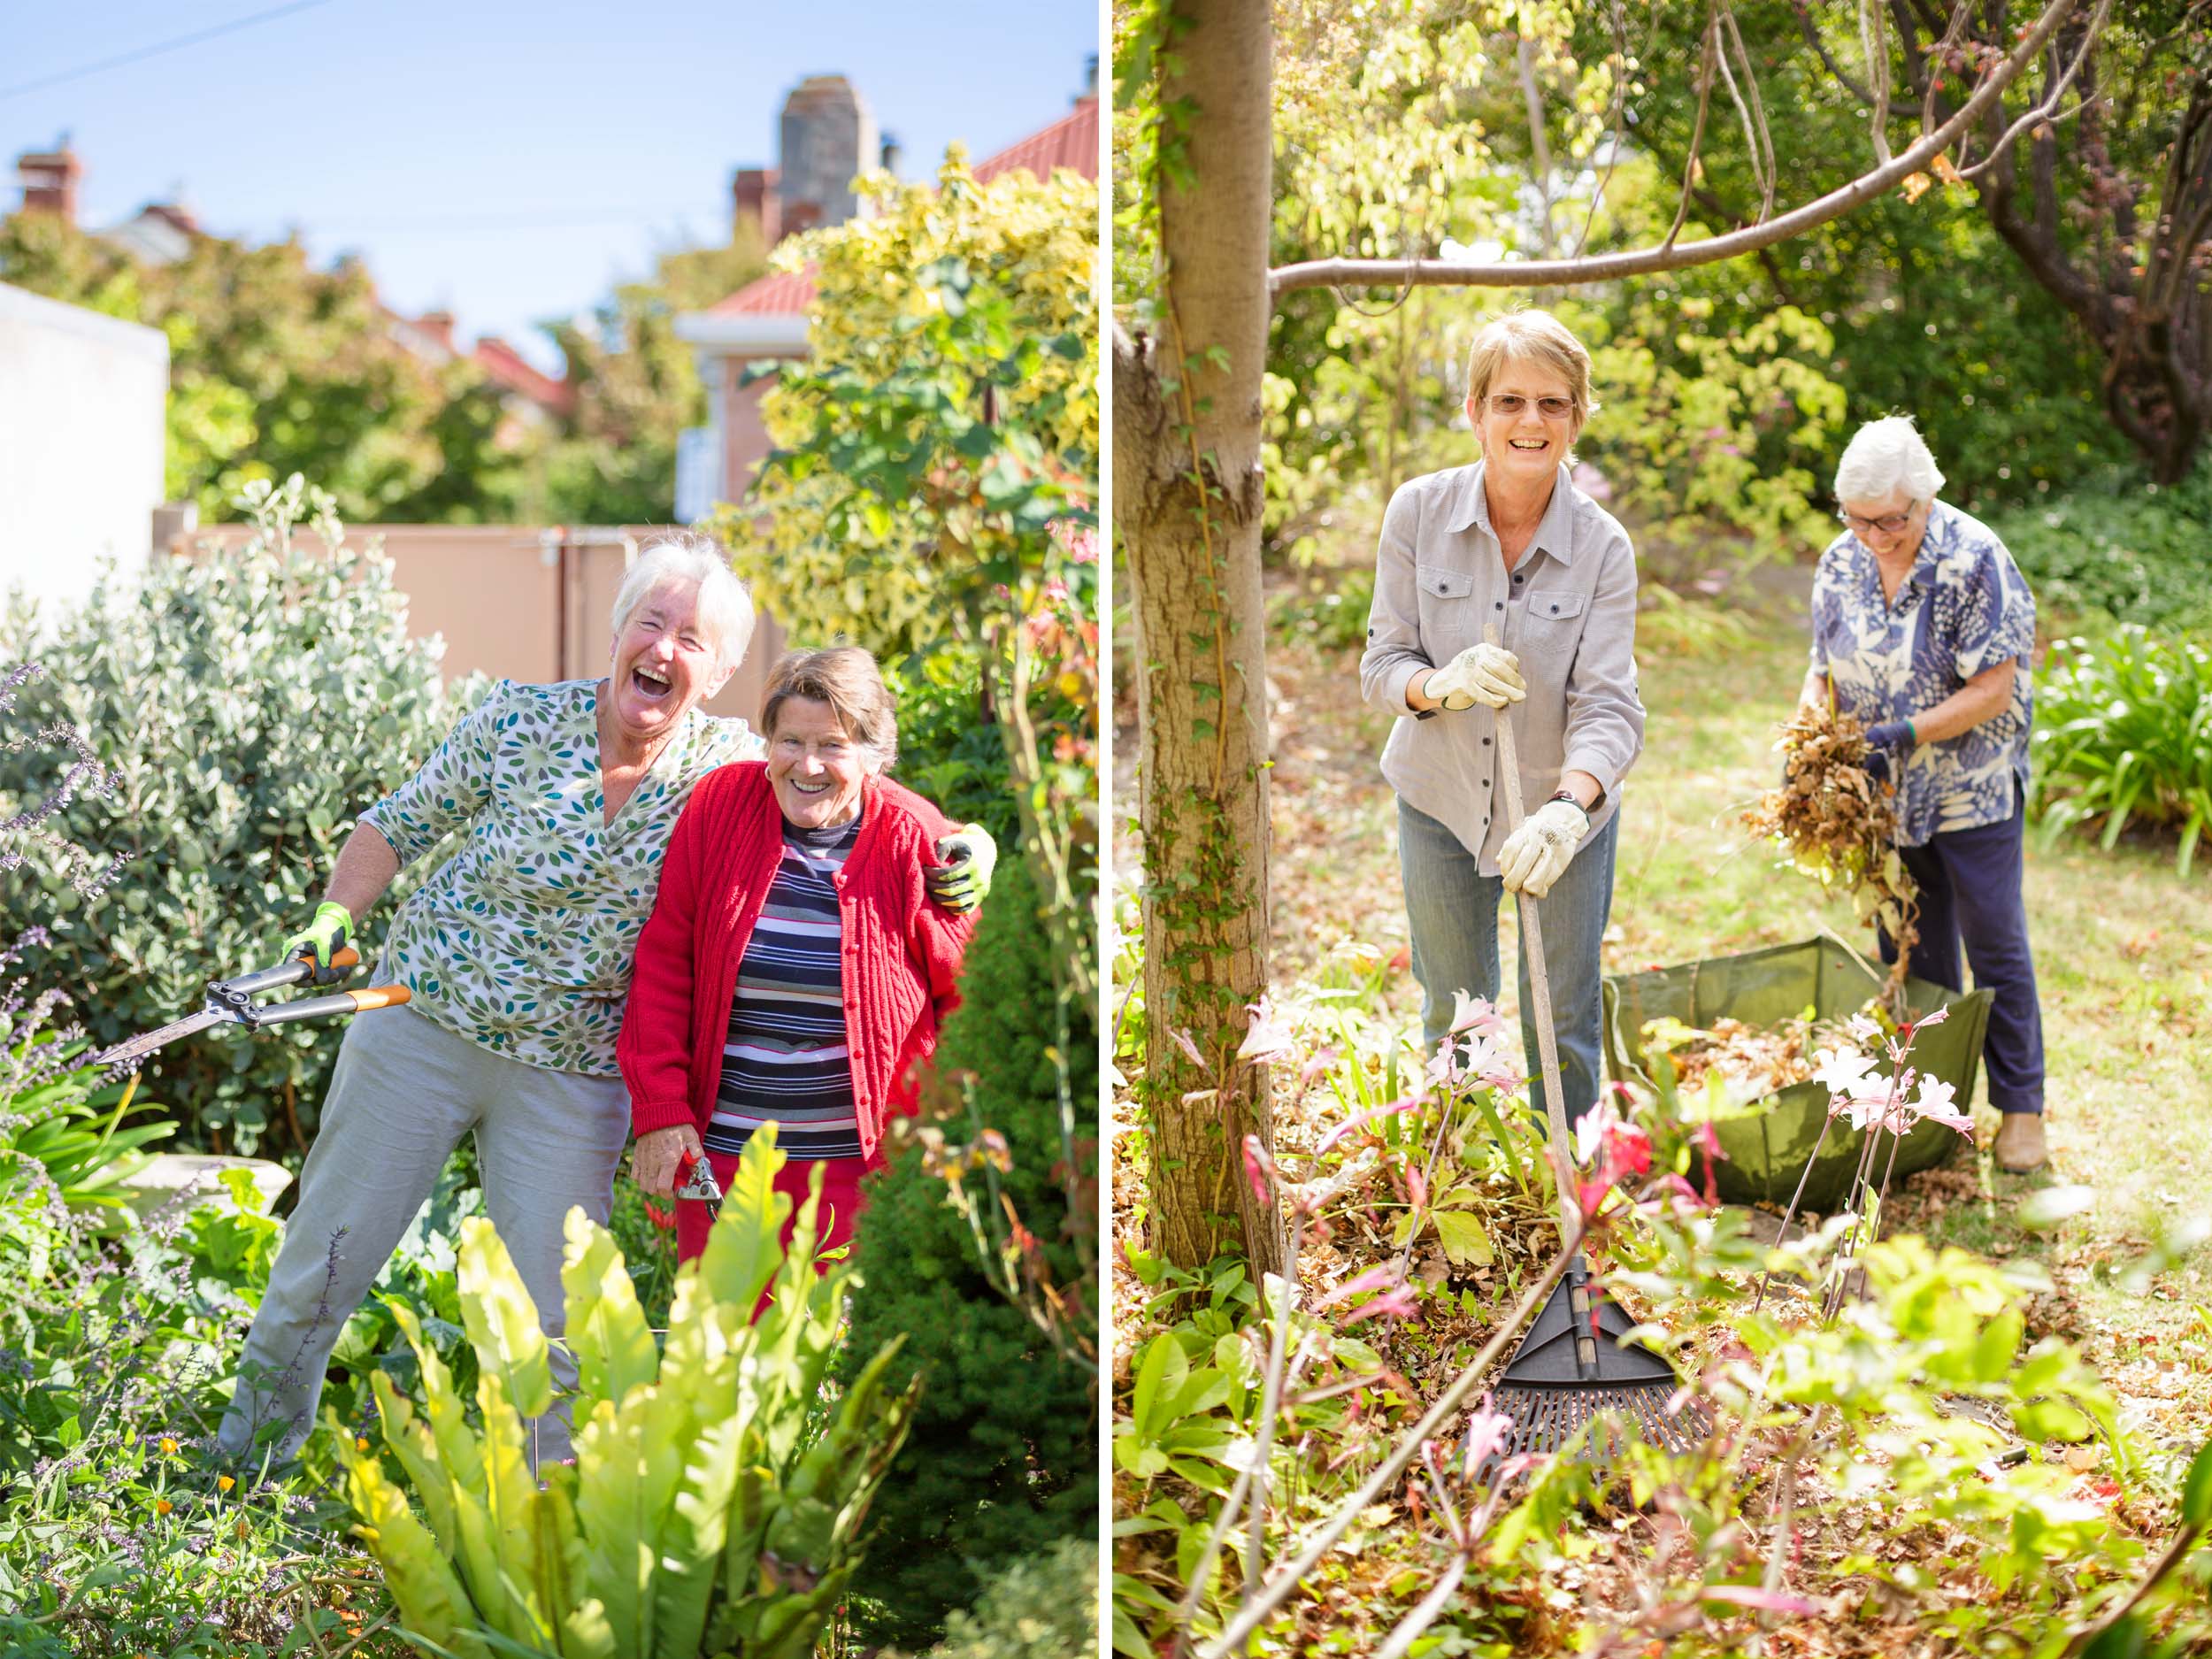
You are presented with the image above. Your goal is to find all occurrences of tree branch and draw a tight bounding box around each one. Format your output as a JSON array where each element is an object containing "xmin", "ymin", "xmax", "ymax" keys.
[{"xmin": 1269, "ymin": 0, "xmax": 2093, "ymax": 300}]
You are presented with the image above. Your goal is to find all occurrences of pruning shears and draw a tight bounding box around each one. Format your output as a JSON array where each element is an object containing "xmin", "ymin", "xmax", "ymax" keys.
[
  {"xmin": 673, "ymin": 1148, "xmax": 725, "ymax": 1224},
  {"xmin": 92, "ymin": 946, "xmax": 412, "ymax": 1071}
]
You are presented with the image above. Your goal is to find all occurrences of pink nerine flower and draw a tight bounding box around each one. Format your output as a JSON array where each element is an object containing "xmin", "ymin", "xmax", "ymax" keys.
[
  {"xmin": 1237, "ymin": 995, "xmax": 1295, "ymax": 1065},
  {"xmin": 1241, "ymin": 1134, "xmax": 1277, "ymax": 1207}
]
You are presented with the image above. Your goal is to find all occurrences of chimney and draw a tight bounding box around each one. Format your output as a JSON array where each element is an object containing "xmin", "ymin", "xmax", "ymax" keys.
[
  {"xmin": 1084, "ymin": 53, "xmax": 1100, "ymax": 96},
  {"xmin": 879, "ymin": 134, "xmax": 901, "ymax": 177},
  {"xmin": 733, "ymin": 165, "xmax": 781, "ymax": 246},
  {"xmin": 16, "ymin": 144, "xmax": 81, "ymax": 223},
  {"xmin": 419, "ymin": 310, "xmax": 456, "ymax": 352}
]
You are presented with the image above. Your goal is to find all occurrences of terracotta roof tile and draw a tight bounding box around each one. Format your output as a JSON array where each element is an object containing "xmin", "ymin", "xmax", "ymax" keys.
[
  {"xmin": 708, "ymin": 265, "xmax": 820, "ymax": 317},
  {"xmin": 974, "ymin": 95, "xmax": 1099, "ymax": 186}
]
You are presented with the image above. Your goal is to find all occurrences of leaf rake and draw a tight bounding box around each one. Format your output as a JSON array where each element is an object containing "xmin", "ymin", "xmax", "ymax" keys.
[{"xmin": 1479, "ymin": 627, "xmax": 1709, "ymax": 1474}]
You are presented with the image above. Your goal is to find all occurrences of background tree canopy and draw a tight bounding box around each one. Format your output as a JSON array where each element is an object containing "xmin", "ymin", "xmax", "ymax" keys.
[{"xmin": 1224, "ymin": 0, "xmax": 2207, "ymax": 575}]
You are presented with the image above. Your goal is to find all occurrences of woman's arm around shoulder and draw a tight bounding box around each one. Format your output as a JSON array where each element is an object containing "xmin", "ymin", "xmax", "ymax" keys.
[{"xmin": 872, "ymin": 780, "xmax": 978, "ymax": 1012}]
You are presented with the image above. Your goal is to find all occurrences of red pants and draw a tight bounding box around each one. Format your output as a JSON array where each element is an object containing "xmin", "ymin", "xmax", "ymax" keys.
[{"xmin": 673, "ymin": 1151, "xmax": 869, "ymax": 1267}]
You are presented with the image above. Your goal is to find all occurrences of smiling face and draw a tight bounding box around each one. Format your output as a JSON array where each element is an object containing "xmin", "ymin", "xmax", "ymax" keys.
[
  {"xmin": 1837, "ymin": 489, "xmax": 1932, "ymax": 563},
  {"xmin": 1466, "ymin": 354, "xmax": 1580, "ymax": 490},
  {"xmin": 606, "ymin": 580, "xmax": 731, "ymax": 751},
  {"xmin": 767, "ymin": 695, "xmax": 875, "ymax": 829}
]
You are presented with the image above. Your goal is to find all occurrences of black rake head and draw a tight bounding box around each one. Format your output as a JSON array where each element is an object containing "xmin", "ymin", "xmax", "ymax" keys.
[{"xmin": 1477, "ymin": 1256, "xmax": 1713, "ymax": 1474}]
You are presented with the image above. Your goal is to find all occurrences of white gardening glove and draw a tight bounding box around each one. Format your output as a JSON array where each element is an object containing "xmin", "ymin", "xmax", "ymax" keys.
[
  {"xmin": 1498, "ymin": 798, "xmax": 1589, "ymax": 897},
  {"xmin": 1425, "ymin": 642, "xmax": 1526, "ymax": 710}
]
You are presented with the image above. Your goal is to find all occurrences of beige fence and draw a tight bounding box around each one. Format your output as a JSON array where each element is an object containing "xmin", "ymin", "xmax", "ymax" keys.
[{"xmin": 172, "ymin": 526, "xmax": 787, "ymax": 725}]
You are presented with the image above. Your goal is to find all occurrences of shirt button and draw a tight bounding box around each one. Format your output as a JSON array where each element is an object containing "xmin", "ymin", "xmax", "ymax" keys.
[
  {"xmin": 1494, "ymin": 602, "xmax": 1504, "ymax": 611},
  {"xmin": 1481, "ymin": 737, "xmax": 1490, "ymax": 746}
]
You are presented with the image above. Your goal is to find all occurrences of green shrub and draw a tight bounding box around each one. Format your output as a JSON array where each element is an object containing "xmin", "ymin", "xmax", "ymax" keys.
[
  {"xmin": 926, "ymin": 1535, "xmax": 1098, "ymax": 1659},
  {"xmin": 1988, "ymin": 462, "xmax": 2212, "ymax": 633},
  {"xmin": 891, "ymin": 649, "xmax": 1020, "ymax": 852},
  {"xmin": 1269, "ymin": 565, "xmax": 1376, "ymax": 653},
  {"xmin": 2032, "ymin": 626, "xmax": 2212, "ymax": 875},
  {"xmin": 839, "ymin": 853, "xmax": 1099, "ymax": 1648},
  {"xmin": 0, "ymin": 476, "xmax": 478, "ymax": 1164}
]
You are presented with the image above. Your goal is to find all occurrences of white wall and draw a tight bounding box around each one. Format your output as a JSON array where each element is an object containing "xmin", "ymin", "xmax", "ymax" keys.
[{"xmin": 0, "ymin": 281, "xmax": 167, "ymax": 622}]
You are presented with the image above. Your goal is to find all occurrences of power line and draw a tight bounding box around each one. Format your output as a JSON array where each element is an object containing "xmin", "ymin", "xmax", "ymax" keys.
[{"xmin": 0, "ymin": 0, "xmax": 342, "ymax": 104}]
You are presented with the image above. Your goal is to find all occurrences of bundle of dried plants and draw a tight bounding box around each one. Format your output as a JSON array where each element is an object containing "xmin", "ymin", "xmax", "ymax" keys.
[{"xmin": 1744, "ymin": 701, "xmax": 1918, "ymax": 1006}]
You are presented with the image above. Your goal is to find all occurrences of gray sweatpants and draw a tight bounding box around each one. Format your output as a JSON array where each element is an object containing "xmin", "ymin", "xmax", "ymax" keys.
[{"xmin": 216, "ymin": 1000, "xmax": 632, "ymax": 1467}]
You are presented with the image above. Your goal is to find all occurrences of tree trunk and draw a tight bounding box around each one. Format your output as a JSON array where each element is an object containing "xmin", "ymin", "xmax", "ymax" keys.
[{"xmin": 1115, "ymin": 0, "xmax": 1282, "ymax": 1275}]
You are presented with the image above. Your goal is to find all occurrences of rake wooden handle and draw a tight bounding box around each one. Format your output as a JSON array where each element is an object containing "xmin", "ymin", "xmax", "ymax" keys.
[
  {"xmin": 1484, "ymin": 624, "xmax": 1578, "ymax": 1237},
  {"xmin": 1486, "ymin": 624, "xmax": 1600, "ymax": 1379}
]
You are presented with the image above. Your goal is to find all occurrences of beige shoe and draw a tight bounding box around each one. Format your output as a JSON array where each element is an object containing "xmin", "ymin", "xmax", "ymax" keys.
[{"xmin": 1993, "ymin": 1113, "xmax": 2047, "ymax": 1173}]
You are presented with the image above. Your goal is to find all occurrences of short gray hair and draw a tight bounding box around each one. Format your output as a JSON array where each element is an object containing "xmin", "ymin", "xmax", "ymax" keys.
[
  {"xmin": 1834, "ymin": 415, "xmax": 1946, "ymax": 505},
  {"xmin": 761, "ymin": 646, "xmax": 898, "ymax": 772},
  {"xmin": 610, "ymin": 534, "xmax": 756, "ymax": 676}
]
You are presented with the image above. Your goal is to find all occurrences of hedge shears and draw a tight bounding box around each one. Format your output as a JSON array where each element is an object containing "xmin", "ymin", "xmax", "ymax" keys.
[{"xmin": 92, "ymin": 947, "xmax": 412, "ymax": 1071}]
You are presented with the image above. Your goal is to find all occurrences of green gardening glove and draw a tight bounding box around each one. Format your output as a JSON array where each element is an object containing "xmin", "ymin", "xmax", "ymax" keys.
[
  {"xmin": 927, "ymin": 824, "xmax": 997, "ymax": 914},
  {"xmin": 282, "ymin": 900, "xmax": 354, "ymax": 985}
]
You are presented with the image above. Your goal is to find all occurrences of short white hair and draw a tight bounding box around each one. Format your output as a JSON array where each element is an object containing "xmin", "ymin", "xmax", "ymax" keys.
[
  {"xmin": 611, "ymin": 534, "xmax": 756, "ymax": 677},
  {"xmin": 1834, "ymin": 415, "xmax": 1946, "ymax": 505}
]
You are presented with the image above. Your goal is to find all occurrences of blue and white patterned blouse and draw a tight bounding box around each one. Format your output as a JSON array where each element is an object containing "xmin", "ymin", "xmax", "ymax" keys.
[{"xmin": 1808, "ymin": 501, "xmax": 2037, "ymax": 848}]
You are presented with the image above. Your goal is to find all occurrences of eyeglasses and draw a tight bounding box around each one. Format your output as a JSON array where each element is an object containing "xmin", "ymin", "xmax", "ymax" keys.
[
  {"xmin": 1836, "ymin": 503, "xmax": 1920, "ymax": 535},
  {"xmin": 1486, "ymin": 393, "xmax": 1575, "ymax": 419}
]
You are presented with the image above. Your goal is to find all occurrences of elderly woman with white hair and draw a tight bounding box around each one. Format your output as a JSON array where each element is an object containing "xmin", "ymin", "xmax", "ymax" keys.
[
  {"xmin": 219, "ymin": 538, "xmax": 994, "ymax": 1464},
  {"xmin": 1803, "ymin": 416, "xmax": 2047, "ymax": 1171},
  {"xmin": 1361, "ymin": 310, "xmax": 1646, "ymax": 1128}
]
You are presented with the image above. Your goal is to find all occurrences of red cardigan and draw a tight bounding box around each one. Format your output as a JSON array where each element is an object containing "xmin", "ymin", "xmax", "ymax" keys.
[{"xmin": 618, "ymin": 763, "xmax": 974, "ymax": 1162}]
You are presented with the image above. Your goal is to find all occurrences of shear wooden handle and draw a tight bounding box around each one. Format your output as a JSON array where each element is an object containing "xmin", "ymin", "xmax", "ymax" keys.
[{"xmin": 253, "ymin": 984, "xmax": 411, "ymax": 1026}]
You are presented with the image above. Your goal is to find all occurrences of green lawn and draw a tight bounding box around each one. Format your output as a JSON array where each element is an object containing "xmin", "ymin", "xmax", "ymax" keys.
[{"xmin": 1256, "ymin": 580, "xmax": 2212, "ymax": 1430}]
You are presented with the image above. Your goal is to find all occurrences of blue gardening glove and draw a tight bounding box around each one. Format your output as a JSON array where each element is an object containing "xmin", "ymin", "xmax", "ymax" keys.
[
  {"xmin": 281, "ymin": 900, "xmax": 354, "ymax": 985},
  {"xmin": 1863, "ymin": 719, "xmax": 1915, "ymax": 787},
  {"xmin": 927, "ymin": 824, "xmax": 997, "ymax": 914}
]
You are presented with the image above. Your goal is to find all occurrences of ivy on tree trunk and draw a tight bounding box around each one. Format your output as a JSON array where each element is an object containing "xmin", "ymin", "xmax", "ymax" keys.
[{"xmin": 1116, "ymin": 0, "xmax": 1283, "ymax": 1275}]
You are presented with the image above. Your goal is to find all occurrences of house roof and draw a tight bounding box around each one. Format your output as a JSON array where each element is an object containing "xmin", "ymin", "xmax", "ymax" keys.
[
  {"xmin": 693, "ymin": 94, "xmax": 1100, "ymax": 332},
  {"xmin": 706, "ymin": 266, "xmax": 818, "ymax": 319},
  {"xmin": 473, "ymin": 335, "xmax": 577, "ymax": 419},
  {"xmin": 973, "ymin": 94, "xmax": 1098, "ymax": 187}
]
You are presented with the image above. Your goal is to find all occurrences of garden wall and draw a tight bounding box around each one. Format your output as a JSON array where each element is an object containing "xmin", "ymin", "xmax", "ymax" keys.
[{"xmin": 171, "ymin": 525, "xmax": 789, "ymax": 725}]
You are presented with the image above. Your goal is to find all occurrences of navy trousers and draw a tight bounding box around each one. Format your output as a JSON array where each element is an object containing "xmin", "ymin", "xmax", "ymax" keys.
[{"xmin": 1878, "ymin": 790, "xmax": 2046, "ymax": 1115}]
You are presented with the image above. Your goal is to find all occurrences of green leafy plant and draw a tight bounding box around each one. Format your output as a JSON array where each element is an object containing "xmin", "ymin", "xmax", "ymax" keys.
[
  {"xmin": 0, "ymin": 476, "xmax": 481, "ymax": 1161},
  {"xmin": 337, "ymin": 1127, "xmax": 917, "ymax": 1659},
  {"xmin": 1991, "ymin": 463, "xmax": 2212, "ymax": 633},
  {"xmin": 2033, "ymin": 627, "xmax": 2212, "ymax": 875},
  {"xmin": 926, "ymin": 1534, "xmax": 1099, "ymax": 1659}
]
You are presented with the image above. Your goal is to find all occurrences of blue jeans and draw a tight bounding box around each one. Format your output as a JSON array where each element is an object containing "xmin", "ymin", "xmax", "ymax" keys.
[
  {"xmin": 1878, "ymin": 787, "xmax": 2045, "ymax": 1115},
  {"xmin": 1397, "ymin": 797, "xmax": 1619, "ymax": 1128}
]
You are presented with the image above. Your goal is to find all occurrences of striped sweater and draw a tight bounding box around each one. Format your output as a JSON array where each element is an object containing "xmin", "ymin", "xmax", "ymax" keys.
[{"xmin": 707, "ymin": 817, "xmax": 863, "ymax": 1160}]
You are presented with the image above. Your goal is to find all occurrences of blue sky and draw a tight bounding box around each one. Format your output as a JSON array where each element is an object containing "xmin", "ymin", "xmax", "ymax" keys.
[{"xmin": 2, "ymin": 0, "xmax": 1100, "ymax": 370}]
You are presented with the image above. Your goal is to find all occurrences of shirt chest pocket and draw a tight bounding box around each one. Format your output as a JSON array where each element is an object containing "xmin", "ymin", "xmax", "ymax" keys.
[
  {"xmin": 1416, "ymin": 564, "xmax": 1478, "ymax": 651},
  {"xmin": 1519, "ymin": 590, "xmax": 1588, "ymax": 656}
]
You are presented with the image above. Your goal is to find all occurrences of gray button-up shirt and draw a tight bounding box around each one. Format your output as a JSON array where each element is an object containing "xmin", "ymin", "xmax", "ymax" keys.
[{"xmin": 1360, "ymin": 461, "xmax": 1645, "ymax": 873}]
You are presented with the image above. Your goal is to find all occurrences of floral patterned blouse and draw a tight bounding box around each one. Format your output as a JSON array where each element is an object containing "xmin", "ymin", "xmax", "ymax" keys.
[
  {"xmin": 357, "ymin": 679, "xmax": 762, "ymax": 1075},
  {"xmin": 1809, "ymin": 501, "xmax": 2037, "ymax": 849}
]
